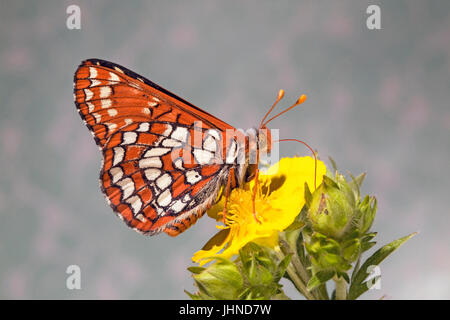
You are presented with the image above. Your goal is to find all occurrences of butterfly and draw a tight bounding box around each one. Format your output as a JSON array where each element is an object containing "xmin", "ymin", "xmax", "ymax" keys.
[{"xmin": 74, "ymin": 59, "xmax": 309, "ymax": 236}]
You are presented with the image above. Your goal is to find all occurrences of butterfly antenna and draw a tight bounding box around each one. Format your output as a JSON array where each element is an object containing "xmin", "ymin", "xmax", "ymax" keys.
[
  {"xmin": 259, "ymin": 89, "xmax": 285, "ymax": 129},
  {"xmin": 276, "ymin": 138, "xmax": 318, "ymax": 189},
  {"xmin": 263, "ymin": 94, "xmax": 307, "ymax": 127}
]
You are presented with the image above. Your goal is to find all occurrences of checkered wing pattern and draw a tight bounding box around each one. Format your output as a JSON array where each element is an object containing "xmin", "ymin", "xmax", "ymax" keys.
[{"xmin": 74, "ymin": 59, "xmax": 243, "ymax": 236}]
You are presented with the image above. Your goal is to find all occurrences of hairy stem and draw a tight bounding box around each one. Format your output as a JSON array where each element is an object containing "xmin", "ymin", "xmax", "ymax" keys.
[
  {"xmin": 334, "ymin": 275, "xmax": 347, "ymax": 300},
  {"xmin": 275, "ymin": 250, "xmax": 315, "ymax": 300}
]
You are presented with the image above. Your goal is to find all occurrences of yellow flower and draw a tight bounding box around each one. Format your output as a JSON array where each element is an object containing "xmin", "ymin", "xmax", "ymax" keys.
[{"xmin": 192, "ymin": 156, "xmax": 326, "ymax": 265}]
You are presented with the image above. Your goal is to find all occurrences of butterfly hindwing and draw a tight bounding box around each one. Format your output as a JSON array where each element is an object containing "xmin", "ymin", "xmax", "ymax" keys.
[{"xmin": 100, "ymin": 121, "xmax": 228, "ymax": 235}]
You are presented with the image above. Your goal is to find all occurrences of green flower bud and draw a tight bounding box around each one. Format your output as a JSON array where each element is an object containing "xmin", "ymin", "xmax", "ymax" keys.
[
  {"xmin": 305, "ymin": 172, "xmax": 377, "ymax": 241},
  {"xmin": 306, "ymin": 175, "xmax": 356, "ymax": 240},
  {"xmin": 302, "ymin": 169, "xmax": 379, "ymax": 276},
  {"xmin": 190, "ymin": 258, "xmax": 244, "ymax": 300},
  {"xmin": 187, "ymin": 243, "xmax": 291, "ymax": 300}
]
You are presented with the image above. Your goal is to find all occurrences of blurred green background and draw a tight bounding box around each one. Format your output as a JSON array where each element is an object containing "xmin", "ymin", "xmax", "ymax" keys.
[{"xmin": 1, "ymin": 0, "xmax": 449, "ymax": 299}]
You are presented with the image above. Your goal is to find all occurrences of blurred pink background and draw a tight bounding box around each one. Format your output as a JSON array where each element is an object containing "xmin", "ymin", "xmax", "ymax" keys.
[{"xmin": 0, "ymin": 0, "xmax": 449, "ymax": 299}]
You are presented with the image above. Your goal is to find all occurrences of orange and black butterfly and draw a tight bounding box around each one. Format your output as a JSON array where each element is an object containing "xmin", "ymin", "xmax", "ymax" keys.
[{"xmin": 74, "ymin": 59, "xmax": 310, "ymax": 236}]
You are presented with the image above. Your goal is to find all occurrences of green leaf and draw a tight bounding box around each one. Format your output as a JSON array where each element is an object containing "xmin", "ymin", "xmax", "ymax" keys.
[
  {"xmin": 349, "ymin": 172, "xmax": 366, "ymax": 193},
  {"xmin": 284, "ymin": 220, "xmax": 305, "ymax": 232},
  {"xmin": 361, "ymin": 232, "xmax": 377, "ymax": 242},
  {"xmin": 351, "ymin": 257, "xmax": 362, "ymax": 283},
  {"xmin": 348, "ymin": 275, "xmax": 381, "ymax": 301},
  {"xmin": 307, "ymin": 270, "xmax": 335, "ymax": 290},
  {"xmin": 258, "ymin": 266, "xmax": 275, "ymax": 286},
  {"xmin": 322, "ymin": 175, "xmax": 339, "ymax": 189},
  {"xmin": 328, "ymin": 157, "xmax": 338, "ymax": 173},
  {"xmin": 304, "ymin": 182, "xmax": 313, "ymax": 207},
  {"xmin": 342, "ymin": 239, "xmax": 361, "ymax": 262},
  {"xmin": 275, "ymin": 253, "xmax": 292, "ymax": 282},
  {"xmin": 296, "ymin": 233, "xmax": 311, "ymax": 274},
  {"xmin": 283, "ymin": 228, "xmax": 301, "ymax": 255},
  {"xmin": 184, "ymin": 290, "xmax": 203, "ymax": 300},
  {"xmin": 187, "ymin": 266, "xmax": 206, "ymax": 274},
  {"xmin": 348, "ymin": 232, "xmax": 417, "ymax": 300},
  {"xmin": 361, "ymin": 241, "xmax": 376, "ymax": 252},
  {"xmin": 247, "ymin": 259, "xmax": 258, "ymax": 285}
]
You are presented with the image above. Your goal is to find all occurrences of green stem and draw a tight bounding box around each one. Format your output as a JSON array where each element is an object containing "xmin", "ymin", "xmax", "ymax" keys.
[
  {"xmin": 317, "ymin": 283, "xmax": 330, "ymax": 300},
  {"xmin": 334, "ymin": 275, "xmax": 347, "ymax": 300},
  {"xmin": 279, "ymin": 234, "xmax": 310, "ymax": 284},
  {"xmin": 286, "ymin": 264, "xmax": 316, "ymax": 300},
  {"xmin": 279, "ymin": 234, "xmax": 328, "ymax": 300},
  {"xmin": 275, "ymin": 250, "xmax": 315, "ymax": 300}
]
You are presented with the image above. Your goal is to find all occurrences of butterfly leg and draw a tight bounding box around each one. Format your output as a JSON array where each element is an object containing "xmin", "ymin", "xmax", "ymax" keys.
[
  {"xmin": 221, "ymin": 167, "xmax": 235, "ymax": 224},
  {"xmin": 251, "ymin": 168, "xmax": 262, "ymax": 224}
]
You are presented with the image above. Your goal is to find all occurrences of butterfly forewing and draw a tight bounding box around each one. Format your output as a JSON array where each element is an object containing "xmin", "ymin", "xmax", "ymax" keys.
[{"xmin": 74, "ymin": 59, "xmax": 244, "ymax": 236}]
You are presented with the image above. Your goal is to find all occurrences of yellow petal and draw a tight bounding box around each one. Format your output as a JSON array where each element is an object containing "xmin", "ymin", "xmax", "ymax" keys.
[{"xmin": 192, "ymin": 156, "xmax": 327, "ymax": 264}]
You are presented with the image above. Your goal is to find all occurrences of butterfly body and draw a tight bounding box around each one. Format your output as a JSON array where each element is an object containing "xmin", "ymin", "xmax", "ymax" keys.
[{"xmin": 74, "ymin": 59, "xmax": 270, "ymax": 236}]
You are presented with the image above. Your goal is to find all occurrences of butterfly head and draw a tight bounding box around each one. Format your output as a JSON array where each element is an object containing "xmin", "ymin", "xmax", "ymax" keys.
[{"xmin": 257, "ymin": 124, "xmax": 272, "ymax": 155}]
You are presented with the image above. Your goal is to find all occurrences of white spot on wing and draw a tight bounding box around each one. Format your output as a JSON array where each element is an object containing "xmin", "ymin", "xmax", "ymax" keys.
[
  {"xmin": 110, "ymin": 167, "xmax": 123, "ymax": 183},
  {"xmin": 144, "ymin": 168, "xmax": 161, "ymax": 181},
  {"xmin": 84, "ymin": 88, "xmax": 93, "ymax": 101},
  {"xmin": 113, "ymin": 147, "xmax": 125, "ymax": 166},
  {"xmin": 162, "ymin": 138, "xmax": 182, "ymax": 147},
  {"xmin": 193, "ymin": 149, "xmax": 213, "ymax": 165},
  {"xmin": 107, "ymin": 122, "xmax": 117, "ymax": 132},
  {"xmin": 100, "ymin": 86, "xmax": 112, "ymax": 98},
  {"xmin": 108, "ymin": 108, "xmax": 118, "ymax": 117},
  {"xmin": 116, "ymin": 177, "xmax": 135, "ymax": 200},
  {"xmin": 170, "ymin": 200, "xmax": 187, "ymax": 213},
  {"xmin": 134, "ymin": 213, "xmax": 147, "ymax": 223},
  {"xmin": 87, "ymin": 102, "xmax": 95, "ymax": 113},
  {"xmin": 162, "ymin": 124, "xmax": 172, "ymax": 136},
  {"xmin": 186, "ymin": 170, "xmax": 202, "ymax": 184},
  {"xmin": 203, "ymin": 136, "xmax": 217, "ymax": 152},
  {"xmin": 157, "ymin": 189, "xmax": 172, "ymax": 207},
  {"xmin": 122, "ymin": 132, "xmax": 137, "ymax": 145},
  {"xmin": 139, "ymin": 157, "xmax": 162, "ymax": 169},
  {"xmin": 92, "ymin": 112, "xmax": 101, "ymax": 123},
  {"xmin": 144, "ymin": 147, "xmax": 170, "ymax": 157},
  {"xmin": 109, "ymin": 72, "xmax": 120, "ymax": 82},
  {"xmin": 137, "ymin": 123, "xmax": 150, "ymax": 132},
  {"xmin": 183, "ymin": 194, "xmax": 191, "ymax": 203},
  {"xmin": 156, "ymin": 173, "xmax": 172, "ymax": 190},
  {"xmin": 89, "ymin": 67, "xmax": 98, "ymax": 78},
  {"xmin": 101, "ymin": 99, "xmax": 112, "ymax": 108},
  {"xmin": 171, "ymin": 127, "xmax": 189, "ymax": 142},
  {"xmin": 126, "ymin": 195, "xmax": 143, "ymax": 215},
  {"xmin": 206, "ymin": 129, "xmax": 221, "ymax": 141},
  {"xmin": 90, "ymin": 79, "xmax": 101, "ymax": 87},
  {"xmin": 173, "ymin": 158, "xmax": 184, "ymax": 170},
  {"xmin": 225, "ymin": 140, "xmax": 238, "ymax": 164}
]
